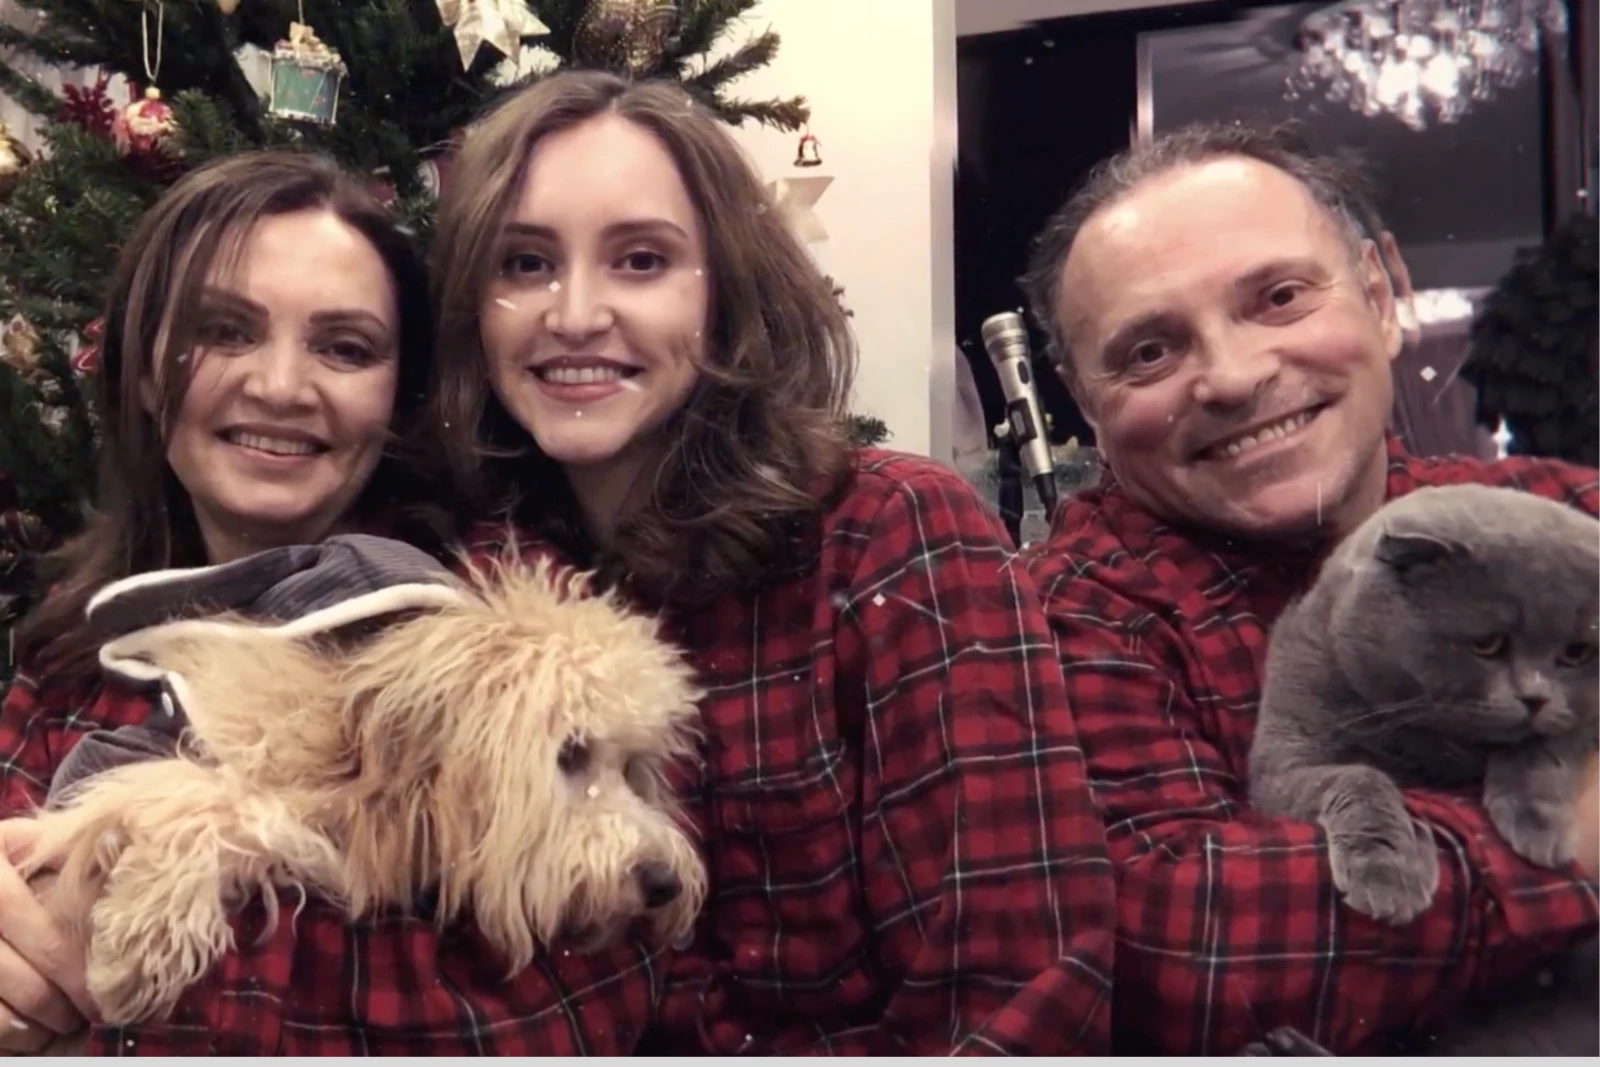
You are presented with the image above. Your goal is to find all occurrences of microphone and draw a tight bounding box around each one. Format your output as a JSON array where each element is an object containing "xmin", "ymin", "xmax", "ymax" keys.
[{"xmin": 981, "ymin": 311, "xmax": 1059, "ymax": 521}]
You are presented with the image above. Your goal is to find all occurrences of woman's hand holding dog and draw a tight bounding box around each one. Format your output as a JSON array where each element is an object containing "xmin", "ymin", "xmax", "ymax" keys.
[{"xmin": 0, "ymin": 820, "xmax": 93, "ymax": 1052}]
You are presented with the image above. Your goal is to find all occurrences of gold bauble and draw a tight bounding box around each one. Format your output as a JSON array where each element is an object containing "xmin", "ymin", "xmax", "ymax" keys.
[
  {"xmin": 0, "ymin": 314, "xmax": 40, "ymax": 376},
  {"xmin": 573, "ymin": 0, "xmax": 677, "ymax": 76},
  {"xmin": 0, "ymin": 121, "xmax": 32, "ymax": 197}
]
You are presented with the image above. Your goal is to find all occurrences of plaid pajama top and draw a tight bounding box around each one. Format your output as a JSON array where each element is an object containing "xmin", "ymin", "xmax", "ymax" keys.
[
  {"xmin": 0, "ymin": 448, "xmax": 1117, "ymax": 1054},
  {"xmin": 1024, "ymin": 436, "xmax": 1600, "ymax": 1055}
]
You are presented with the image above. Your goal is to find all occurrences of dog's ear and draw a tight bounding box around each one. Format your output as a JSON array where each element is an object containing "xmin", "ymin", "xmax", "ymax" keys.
[
  {"xmin": 98, "ymin": 617, "xmax": 257, "ymax": 683},
  {"xmin": 102, "ymin": 617, "xmax": 364, "ymax": 793},
  {"xmin": 98, "ymin": 617, "xmax": 305, "ymax": 741}
]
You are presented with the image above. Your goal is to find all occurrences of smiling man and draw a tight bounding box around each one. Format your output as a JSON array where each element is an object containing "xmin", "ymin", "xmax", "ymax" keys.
[{"xmin": 1020, "ymin": 123, "xmax": 1600, "ymax": 1054}]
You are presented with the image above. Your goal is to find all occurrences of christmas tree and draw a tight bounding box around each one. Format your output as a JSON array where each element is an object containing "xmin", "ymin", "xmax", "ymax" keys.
[
  {"xmin": 0, "ymin": 0, "xmax": 837, "ymax": 682},
  {"xmin": 1460, "ymin": 211, "xmax": 1598, "ymax": 468}
]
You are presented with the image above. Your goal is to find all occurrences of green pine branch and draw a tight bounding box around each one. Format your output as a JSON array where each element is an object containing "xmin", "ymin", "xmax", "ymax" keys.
[
  {"xmin": 169, "ymin": 89, "xmax": 255, "ymax": 164},
  {"xmin": 526, "ymin": 0, "xmax": 590, "ymax": 51},
  {"xmin": 685, "ymin": 30, "xmax": 777, "ymax": 95},
  {"xmin": 0, "ymin": 17, "xmax": 96, "ymax": 68},
  {"xmin": 0, "ymin": 57, "xmax": 61, "ymax": 120},
  {"xmin": 519, "ymin": 0, "xmax": 810, "ymax": 130},
  {"xmin": 673, "ymin": 0, "xmax": 759, "ymax": 57},
  {"xmin": 704, "ymin": 92, "xmax": 808, "ymax": 130},
  {"xmin": 843, "ymin": 414, "xmax": 889, "ymax": 448},
  {"xmin": 0, "ymin": 348, "xmax": 95, "ymax": 528}
]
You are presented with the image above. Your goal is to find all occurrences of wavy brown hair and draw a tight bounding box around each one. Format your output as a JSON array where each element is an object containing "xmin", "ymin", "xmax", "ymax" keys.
[
  {"xmin": 426, "ymin": 71, "xmax": 857, "ymax": 607},
  {"xmin": 20, "ymin": 151, "xmax": 442, "ymax": 689}
]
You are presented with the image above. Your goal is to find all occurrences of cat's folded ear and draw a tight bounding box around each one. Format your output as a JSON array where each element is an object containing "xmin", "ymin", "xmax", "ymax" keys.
[{"xmin": 1375, "ymin": 529, "xmax": 1463, "ymax": 574}]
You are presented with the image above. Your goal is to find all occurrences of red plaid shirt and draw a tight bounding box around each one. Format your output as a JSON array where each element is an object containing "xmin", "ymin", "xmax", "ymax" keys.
[
  {"xmin": 0, "ymin": 450, "xmax": 1116, "ymax": 1054},
  {"xmin": 1025, "ymin": 436, "xmax": 1600, "ymax": 1055}
]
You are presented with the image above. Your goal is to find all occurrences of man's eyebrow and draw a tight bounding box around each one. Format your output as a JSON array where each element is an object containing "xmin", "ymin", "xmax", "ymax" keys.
[
  {"xmin": 1099, "ymin": 310, "xmax": 1183, "ymax": 361},
  {"xmin": 1230, "ymin": 257, "xmax": 1329, "ymax": 292}
]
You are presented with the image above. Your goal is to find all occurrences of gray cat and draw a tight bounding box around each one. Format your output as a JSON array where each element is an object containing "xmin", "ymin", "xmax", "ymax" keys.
[{"xmin": 1249, "ymin": 484, "xmax": 1599, "ymax": 924}]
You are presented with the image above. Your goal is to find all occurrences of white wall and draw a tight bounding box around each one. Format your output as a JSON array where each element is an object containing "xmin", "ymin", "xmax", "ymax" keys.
[{"xmin": 722, "ymin": 0, "xmax": 957, "ymax": 460}]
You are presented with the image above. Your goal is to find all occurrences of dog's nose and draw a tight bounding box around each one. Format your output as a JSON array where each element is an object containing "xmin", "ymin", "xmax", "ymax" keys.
[{"xmin": 634, "ymin": 863, "xmax": 682, "ymax": 908}]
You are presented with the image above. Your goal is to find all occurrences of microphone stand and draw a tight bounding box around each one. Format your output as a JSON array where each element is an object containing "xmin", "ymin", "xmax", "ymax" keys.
[
  {"xmin": 992, "ymin": 422, "xmax": 1026, "ymax": 547},
  {"xmin": 992, "ymin": 421, "xmax": 1060, "ymax": 547},
  {"xmin": 978, "ymin": 310, "xmax": 1061, "ymax": 543}
]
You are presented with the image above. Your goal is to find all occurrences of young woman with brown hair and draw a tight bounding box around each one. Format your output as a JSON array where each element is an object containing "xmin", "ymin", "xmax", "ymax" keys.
[{"xmin": 421, "ymin": 70, "xmax": 1116, "ymax": 1055}]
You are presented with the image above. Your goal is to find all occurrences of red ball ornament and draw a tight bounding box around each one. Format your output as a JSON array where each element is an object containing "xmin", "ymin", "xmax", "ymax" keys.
[
  {"xmin": 71, "ymin": 318, "xmax": 104, "ymax": 377},
  {"xmin": 113, "ymin": 86, "xmax": 178, "ymax": 159}
]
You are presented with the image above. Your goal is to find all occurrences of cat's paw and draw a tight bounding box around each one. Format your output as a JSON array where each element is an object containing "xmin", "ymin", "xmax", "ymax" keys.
[
  {"xmin": 1328, "ymin": 819, "xmax": 1440, "ymax": 924},
  {"xmin": 1486, "ymin": 792, "xmax": 1575, "ymax": 869}
]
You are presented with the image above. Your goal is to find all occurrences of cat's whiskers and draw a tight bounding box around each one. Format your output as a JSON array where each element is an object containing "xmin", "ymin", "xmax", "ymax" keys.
[
  {"xmin": 1344, "ymin": 696, "xmax": 1430, "ymax": 724},
  {"xmin": 1337, "ymin": 697, "xmax": 1433, "ymax": 738}
]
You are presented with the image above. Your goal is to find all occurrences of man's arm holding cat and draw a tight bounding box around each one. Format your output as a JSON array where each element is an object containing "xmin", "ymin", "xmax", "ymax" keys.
[{"xmin": 1035, "ymin": 573, "xmax": 1598, "ymax": 1055}]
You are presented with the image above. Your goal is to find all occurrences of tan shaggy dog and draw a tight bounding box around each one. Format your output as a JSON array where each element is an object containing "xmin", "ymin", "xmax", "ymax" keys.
[{"xmin": 15, "ymin": 554, "xmax": 707, "ymax": 1036}]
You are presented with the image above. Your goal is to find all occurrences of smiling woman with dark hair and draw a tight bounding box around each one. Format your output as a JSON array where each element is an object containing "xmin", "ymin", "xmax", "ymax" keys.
[
  {"xmin": 20, "ymin": 150, "xmax": 441, "ymax": 686},
  {"xmin": 0, "ymin": 149, "xmax": 445, "ymax": 1051}
]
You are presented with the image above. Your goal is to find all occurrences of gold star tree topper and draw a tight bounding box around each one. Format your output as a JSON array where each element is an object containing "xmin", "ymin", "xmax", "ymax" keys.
[
  {"xmin": 436, "ymin": 0, "xmax": 550, "ymax": 69},
  {"xmin": 765, "ymin": 175, "xmax": 832, "ymax": 244}
]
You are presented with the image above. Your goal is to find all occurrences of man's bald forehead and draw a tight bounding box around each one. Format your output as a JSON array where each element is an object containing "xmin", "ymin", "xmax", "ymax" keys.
[
  {"xmin": 1021, "ymin": 124, "xmax": 1378, "ymax": 389},
  {"xmin": 1053, "ymin": 154, "xmax": 1369, "ymax": 386}
]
